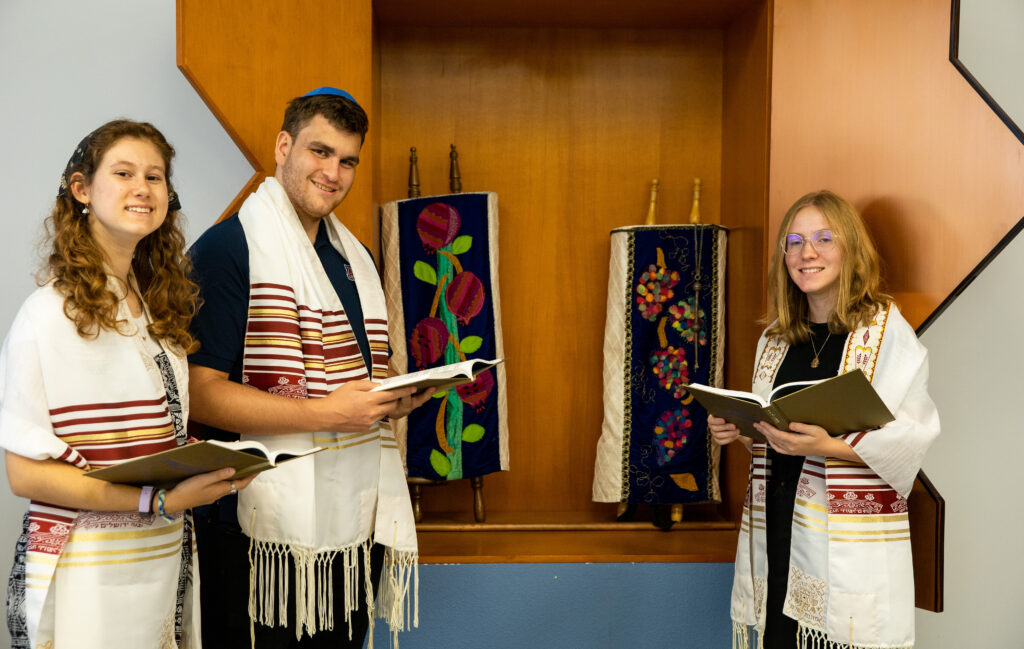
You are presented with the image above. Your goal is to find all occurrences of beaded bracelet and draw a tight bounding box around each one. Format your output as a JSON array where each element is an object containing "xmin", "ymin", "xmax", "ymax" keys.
[
  {"xmin": 138, "ymin": 485, "xmax": 154, "ymax": 514},
  {"xmin": 154, "ymin": 488, "xmax": 174, "ymax": 523}
]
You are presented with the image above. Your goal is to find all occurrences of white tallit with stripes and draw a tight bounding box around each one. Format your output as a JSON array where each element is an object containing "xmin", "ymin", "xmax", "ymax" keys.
[
  {"xmin": 235, "ymin": 177, "xmax": 417, "ymax": 643},
  {"xmin": 0, "ymin": 283, "xmax": 194, "ymax": 649},
  {"xmin": 730, "ymin": 303, "xmax": 939, "ymax": 649}
]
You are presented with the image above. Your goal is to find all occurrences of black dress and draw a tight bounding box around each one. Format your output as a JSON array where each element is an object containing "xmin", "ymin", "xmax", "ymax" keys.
[{"xmin": 762, "ymin": 322, "xmax": 845, "ymax": 649}]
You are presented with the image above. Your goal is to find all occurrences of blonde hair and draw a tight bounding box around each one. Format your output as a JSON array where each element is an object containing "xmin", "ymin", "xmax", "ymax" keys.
[
  {"xmin": 765, "ymin": 190, "xmax": 891, "ymax": 344},
  {"xmin": 45, "ymin": 119, "xmax": 199, "ymax": 352}
]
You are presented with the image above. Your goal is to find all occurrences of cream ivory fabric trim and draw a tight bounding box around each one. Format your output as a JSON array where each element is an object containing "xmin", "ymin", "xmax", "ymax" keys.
[
  {"xmin": 592, "ymin": 229, "xmax": 630, "ymax": 501},
  {"xmin": 236, "ymin": 177, "xmax": 417, "ymax": 643}
]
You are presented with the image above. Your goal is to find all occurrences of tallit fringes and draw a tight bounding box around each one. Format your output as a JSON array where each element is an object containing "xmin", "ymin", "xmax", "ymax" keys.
[
  {"xmin": 311, "ymin": 550, "xmax": 340, "ymax": 633},
  {"xmin": 377, "ymin": 547, "xmax": 419, "ymax": 635},
  {"xmin": 247, "ymin": 530, "xmax": 255, "ymax": 649},
  {"xmin": 364, "ymin": 540, "xmax": 376, "ymax": 649},
  {"xmin": 246, "ymin": 538, "xmax": 411, "ymax": 644},
  {"xmin": 294, "ymin": 546, "xmax": 316, "ymax": 640},
  {"xmin": 248, "ymin": 540, "xmax": 288, "ymax": 631},
  {"xmin": 731, "ymin": 621, "xmax": 750, "ymax": 649},
  {"xmin": 413, "ymin": 560, "xmax": 420, "ymax": 629},
  {"xmin": 797, "ymin": 622, "xmax": 914, "ymax": 649},
  {"xmin": 343, "ymin": 544, "xmax": 358, "ymax": 632},
  {"xmin": 278, "ymin": 547, "xmax": 289, "ymax": 627},
  {"xmin": 326, "ymin": 551, "xmax": 335, "ymax": 631}
]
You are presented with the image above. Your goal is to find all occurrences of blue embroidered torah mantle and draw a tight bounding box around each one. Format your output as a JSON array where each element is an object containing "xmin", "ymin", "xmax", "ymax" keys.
[
  {"xmin": 381, "ymin": 192, "xmax": 508, "ymax": 481},
  {"xmin": 593, "ymin": 224, "xmax": 727, "ymax": 505}
]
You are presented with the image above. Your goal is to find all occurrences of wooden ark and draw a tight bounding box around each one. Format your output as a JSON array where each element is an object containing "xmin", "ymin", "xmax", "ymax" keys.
[{"xmin": 177, "ymin": 0, "xmax": 774, "ymax": 563}]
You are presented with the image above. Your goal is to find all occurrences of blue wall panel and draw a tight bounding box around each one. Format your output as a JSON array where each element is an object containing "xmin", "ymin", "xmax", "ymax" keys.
[{"xmin": 370, "ymin": 562, "xmax": 734, "ymax": 649}]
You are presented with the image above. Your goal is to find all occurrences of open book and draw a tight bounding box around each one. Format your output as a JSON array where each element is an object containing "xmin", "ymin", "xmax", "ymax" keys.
[
  {"xmin": 84, "ymin": 440, "xmax": 323, "ymax": 489},
  {"xmin": 371, "ymin": 358, "xmax": 504, "ymax": 393},
  {"xmin": 686, "ymin": 369, "xmax": 894, "ymax": 443}
]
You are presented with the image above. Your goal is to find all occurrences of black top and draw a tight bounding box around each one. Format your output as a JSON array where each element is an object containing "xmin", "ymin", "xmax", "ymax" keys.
[
  {"xmin": 767, "ymin": 321, "xmax": 846, "ymax": 486},
  {"xmin": 763, "ymin": 321, "xmax": 848, "ymax": 647}
]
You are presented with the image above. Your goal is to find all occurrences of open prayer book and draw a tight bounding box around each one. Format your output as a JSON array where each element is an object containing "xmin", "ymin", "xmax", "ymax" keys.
[
  {"xmin": 371, "ymin": 358, "xmax": 504, "ymax": 393},
  {"xmin": 686, "ymin": 369, "xmax": 894, "ymax": 443},
  {"xmin": 84, "ymin": 440, "xmax": 323, "ymax": 489}
]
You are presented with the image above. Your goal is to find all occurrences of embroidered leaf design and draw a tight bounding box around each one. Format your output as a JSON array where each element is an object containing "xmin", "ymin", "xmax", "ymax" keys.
[
  {"xmin": 429, "ymin": 449, "xmax": 451, "ymax": 477},
  {"xmin": 670, "ymin": 472, "xmax": 698, "ymax": 491},
  {"xmin": 459, "ymin": 336, "xmax": 483, "ymax": 354},
  {"xmin": 414, "ymin": 260, "xmax": 437, "ymax": 285},
  {"xmin": 462, "ymin": 424, "xmax": 486, "ymax": 443},
  {"xmin": 451, "ymin": 235, "xmax": 473, "ymax": 255}
]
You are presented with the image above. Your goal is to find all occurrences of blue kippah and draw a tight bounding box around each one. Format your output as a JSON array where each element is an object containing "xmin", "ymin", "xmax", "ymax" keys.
[{"xmin": 302, "ymin": 86, "xmax": 361, "ymax": 108}]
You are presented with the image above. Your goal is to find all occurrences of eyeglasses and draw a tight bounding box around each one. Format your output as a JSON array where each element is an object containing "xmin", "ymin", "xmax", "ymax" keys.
[{"xmin": 781, "ymin": 229, "xmax": 837, "ymax": 256}]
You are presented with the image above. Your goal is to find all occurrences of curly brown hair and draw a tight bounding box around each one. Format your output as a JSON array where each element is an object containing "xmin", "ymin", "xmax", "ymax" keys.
[
  {"xmin": 45, "ymin": 119, "xmax": 199, "ymax": 352},
  {"xmin": 765, "ymin": 190, "xmax": 891, "ymax": 345}
]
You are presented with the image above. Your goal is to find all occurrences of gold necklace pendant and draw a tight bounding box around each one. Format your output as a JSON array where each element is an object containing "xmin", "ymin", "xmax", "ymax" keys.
[{"xmin": 809, "ymin": 329, "xmax": 832, "ymax": 369}]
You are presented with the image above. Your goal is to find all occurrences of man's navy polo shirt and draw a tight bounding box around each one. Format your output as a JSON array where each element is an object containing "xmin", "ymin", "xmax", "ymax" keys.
[{"xmin": 188, "ymin": 214, "xmax": 374, "ymax": 441}]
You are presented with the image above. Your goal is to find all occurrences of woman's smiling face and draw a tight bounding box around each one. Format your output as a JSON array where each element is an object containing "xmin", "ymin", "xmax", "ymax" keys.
[
  {"xmin": 784, "ymin": 205, "xmax": 842, "ymax": 306},
  {"xmin": 75, "ymin": 136, "xmax": 169, "ymax": 251}
]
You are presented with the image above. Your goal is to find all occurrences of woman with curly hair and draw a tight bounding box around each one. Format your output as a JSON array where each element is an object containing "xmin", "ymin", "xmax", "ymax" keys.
[
  {"xmin": 0, "ymin": 119, "xmax": 253, "ymax": 648},
  {"xmin": 709, "ymin": 190, "xmax": 940, "ymax": 649}
]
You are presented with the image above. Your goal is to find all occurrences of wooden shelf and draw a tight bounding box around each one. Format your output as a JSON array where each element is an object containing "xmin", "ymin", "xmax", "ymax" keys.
[
  {"xmin": 415, "ymin": 509, "xmax": 737, "ymax": 560},
  {"xmin": 415, "ymin": 510, "xmax": 737, "ymax": 563},
  {"xmin": 415, "ymin": 508, "xmax": 731, "ymax": 531}
]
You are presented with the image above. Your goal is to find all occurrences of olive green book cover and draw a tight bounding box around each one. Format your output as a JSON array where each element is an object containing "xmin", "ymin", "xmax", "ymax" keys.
[
  {"xmin": 84, "ymin": 440, "xmax": 322, "ymax": 489},
  {"xmin": 687, "ymin": 369, "xmax": 894, "ymax": 443}
]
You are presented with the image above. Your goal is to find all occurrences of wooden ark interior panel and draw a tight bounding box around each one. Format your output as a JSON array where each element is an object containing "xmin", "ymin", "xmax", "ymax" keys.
[
  {"xmin": 179, "ymin": 0, "xmax": 772, "ymax": 561},
  {"xmin": 376, "ymin": 24, "xmax": 731, "ymax": 519}
]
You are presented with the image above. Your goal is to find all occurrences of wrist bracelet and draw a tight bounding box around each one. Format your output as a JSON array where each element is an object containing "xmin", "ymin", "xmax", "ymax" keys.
[
  {"xmin": 154, "ymin": 488, "xmax": 174, "ymax": 523},
  {"xmin": 138, "ymin": 486, "xmax": 154, "ymax": 514}
]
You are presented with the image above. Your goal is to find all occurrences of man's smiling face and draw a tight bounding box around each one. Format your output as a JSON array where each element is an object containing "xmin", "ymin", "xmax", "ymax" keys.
[{"xmin": 274, "ymin": 113, "xmax": 362, "ymax": 228}]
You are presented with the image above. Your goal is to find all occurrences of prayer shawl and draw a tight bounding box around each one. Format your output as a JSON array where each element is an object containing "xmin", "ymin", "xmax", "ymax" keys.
[
  {"xmin": 0, "ymin": 283, "xmax": 195, "ymax": 649},
  {"xmin": 380, "ymin": 192, "xmax": 508, "ymax": 481},
  {"xmin": 730, "ymin": 303, "xmax": 940, "ymax": 649},
  {"xmin": 236, "ymin": 177, "xmax": 417, "ymax": 643},
  {"xmin": 593, "ymin": 225, "xmax": 727, "ymax": 505}
]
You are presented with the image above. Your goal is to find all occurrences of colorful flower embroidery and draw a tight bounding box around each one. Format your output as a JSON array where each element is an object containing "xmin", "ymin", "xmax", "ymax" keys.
[
  {"xmin": 650, "ymin": 345, "xmax": 689, "ymax": 399},
  {"xmin": 636, "ymin": 263, "xmax": 680, "ymax": 321},
  {"xmin": 668, "ymin": 296, "xmax": 707, "ymax": 345},
  {"xmin": 653, "ymin": 408, "xmax": 692, "ymax": 466}
]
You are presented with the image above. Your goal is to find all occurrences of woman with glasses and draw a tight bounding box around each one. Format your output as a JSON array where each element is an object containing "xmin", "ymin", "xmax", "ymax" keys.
[{"xmin": 708, "ymin": 190, "xmax": 939, "ymax": 649}]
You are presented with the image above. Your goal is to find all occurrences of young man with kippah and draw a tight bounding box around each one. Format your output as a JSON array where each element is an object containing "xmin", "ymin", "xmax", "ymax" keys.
[{"xmin": 188, "ymin": 87, "xmax": 431, "ymax": 648}]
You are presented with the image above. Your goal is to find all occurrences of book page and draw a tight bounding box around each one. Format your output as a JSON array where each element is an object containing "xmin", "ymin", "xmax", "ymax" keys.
[
  {"xmin": 371, "ymin": 358, "xmax": 503, "ymax": 392},
  {"xmin": 686, "ymin": 383, "xmax": 770, "ymax": 408},
  {"xmin": 767, "ymin": 379, "xmax": 821, "ymax": 402},
  {"xmin": 208, "ymin": 439, "xmax": 322, "ymax": 464}
]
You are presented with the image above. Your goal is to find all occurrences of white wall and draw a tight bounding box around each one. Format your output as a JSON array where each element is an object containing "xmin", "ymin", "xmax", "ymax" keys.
[
  {"xmin": 958, "ymin": 0, "xmax": 1024, "ymax": 136},
  {"xmin": 915, "ymin": 224, "xmax": 1024, "ymax": 647},
  {"xmin": 0, "ymin": 2, "xmax": 251, "ymax": 646}
]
